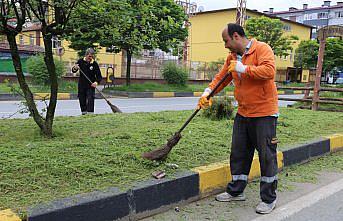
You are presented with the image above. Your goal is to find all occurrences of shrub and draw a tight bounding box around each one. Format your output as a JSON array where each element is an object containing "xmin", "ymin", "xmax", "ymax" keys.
[
  {"xmin": 26, "ymin": 55, "xmax": 65, "ymax": 85},
  {"xmin": 202, "ymin": 95, "xmax": 234, "ymax": 120},
  {"xmin": 162, "ymin": 62, "xmax": 188, "ymax": 86}
]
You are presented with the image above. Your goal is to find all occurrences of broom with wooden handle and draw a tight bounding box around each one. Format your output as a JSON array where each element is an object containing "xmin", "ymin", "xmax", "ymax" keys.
[
  {"xmin": 78, "ymin": 68, "xmax": 122, "ymax": 113},
  {"xmin": 142, "ymin": 72, "xmax": 231, "ymax": 161}
]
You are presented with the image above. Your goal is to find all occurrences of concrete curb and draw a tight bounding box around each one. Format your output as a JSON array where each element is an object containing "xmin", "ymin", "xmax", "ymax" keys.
[
  {"xmin": 28, "ymin": 171, "xmax": 199, "ymax": 221},
  {"xmin": 105, "ymin": 90, "xmax": 305, "ymax": 98},
  {"xmin": 1, "ymin": 134, "xmax": 342, "ymax": 221},
  {"xmin": 0, "ymin": 93, "xmax": 102, "ymax": 101},
  {"xmin": 0, "ymin": 89, "xmax": 305, "ymax": 101}
]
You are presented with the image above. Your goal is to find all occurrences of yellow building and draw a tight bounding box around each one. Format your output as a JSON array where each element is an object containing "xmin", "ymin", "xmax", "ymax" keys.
[
  {"xmin": 1, "ymin": 24, "xmax": 122, "ymax": 78},
  {"xmin": 188, "ymin": 8, "xmax": 312, "ymax": 69}
]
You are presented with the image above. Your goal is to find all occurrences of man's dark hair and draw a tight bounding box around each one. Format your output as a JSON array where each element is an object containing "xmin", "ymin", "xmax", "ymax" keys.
[{"xmin": 227, "ymin": 23, "xmax": 246, "ymax": 38}]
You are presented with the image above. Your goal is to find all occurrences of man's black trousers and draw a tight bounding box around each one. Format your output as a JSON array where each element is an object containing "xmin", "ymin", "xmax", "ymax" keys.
[
  {"xmin": 78, "ymin": 86, "xmax": 95, "ymax": 113},
  {"xmin": 227, "ymin": 114, "xmax": 278, "ymax": 204}
]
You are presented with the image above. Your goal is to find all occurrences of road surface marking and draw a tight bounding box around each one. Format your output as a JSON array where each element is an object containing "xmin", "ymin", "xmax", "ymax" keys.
[{"xmin": 252, "ymin": 177, "xmax": 343, "ymax": 221}]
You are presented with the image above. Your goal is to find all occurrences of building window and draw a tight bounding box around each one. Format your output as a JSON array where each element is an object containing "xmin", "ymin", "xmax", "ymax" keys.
[
  {"xmin": 304, "ymin": 13, "xmax": 316, "ymax": 20},
  {"xmin": 317, "ymin": 12, "xmax": 328, "ymax": 19},
  {"xmin": 283, "ymin": 24, "xmax": 291, "ymax": 31},
  {"xmin": 290, "ymin": 50, "xmax": 294, "ymax": 62},
  {"xmin": 296, "ymin": 16, "xmax": 304, "ymax": 23},
  {"xmin": 52, "ymin": 37, "xmax": 61, "ymax": 49},
  {"xmin": 335, "ymin": 11, "xmax": 343, "ymax": 18},
  {"xmin": 19, "ymin": 35, "xmax": 24, "ymax": 45},
  {"xmin": 29, "ymin": 34, "xmax": 34, "ymax": 45}
]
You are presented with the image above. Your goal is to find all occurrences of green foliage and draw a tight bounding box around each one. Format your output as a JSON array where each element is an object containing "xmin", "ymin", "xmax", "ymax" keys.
[
  {"xmin": 26, "ymin": 55, "xmax": 65, "ymax": 85},
  {"xmin": 202, "ymin": 96, "xmax": 234, "ymax": 120},
  {"xmin": 66, "ymin": 0, "xmax": 188, "ymax": 83},
  {"xmin": 245, "ymin": 16, "xmax": 298, "ymax": 57},
  {"xmin": 294, "ymin": 38, "xmax": 343, "ymax": 72},
  {"xmin": 161, "ymin": 62, "xmax": 188, "ymax": 85},
  {"xmin": 197, "ymin": 59, "xmax": 225, "ymax": 80},
  {"xmin": 294, "ymin": 40, "xmax": 319, "ymax": 69},
  {"xmin": 67, "ymin": 0, "xmax": 187, "ymax": 53},
  {"xmin": 322, "ymin": 38, "xmax": 343, "ymax": 72}
]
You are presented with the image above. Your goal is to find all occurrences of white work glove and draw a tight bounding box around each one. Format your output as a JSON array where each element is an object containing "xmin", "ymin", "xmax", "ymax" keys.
[
  {"xmin": 197, "ymin": 88, "xmax": 213, "ymax": 109},
  {"xmin": 228, "ymin": 60, "xmax": 247, "ymax": 74}
]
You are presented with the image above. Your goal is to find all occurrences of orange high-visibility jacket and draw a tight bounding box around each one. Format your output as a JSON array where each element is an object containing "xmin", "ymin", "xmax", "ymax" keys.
[{"xmin": 208, "ymin": 39, "xmax": 278, "ymax": 117}]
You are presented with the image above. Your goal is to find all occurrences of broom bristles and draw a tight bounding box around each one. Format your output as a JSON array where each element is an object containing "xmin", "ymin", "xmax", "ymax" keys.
[
  {"xmin": 107, "ymin": 100, "xmax": 122, "ymax": 113},
  {"xmin": 142, "ymin": 132, "xmax": 182, "ymax": 161}
]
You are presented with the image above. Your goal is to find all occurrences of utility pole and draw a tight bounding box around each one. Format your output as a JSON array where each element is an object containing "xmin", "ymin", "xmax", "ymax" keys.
[
  {"xmin": 236, "ymin": 0, "xmax": 247, "ymax": 26},
  {"xmin": 175, "ymin": 0, "xmax": 197, "ymax": 65}
]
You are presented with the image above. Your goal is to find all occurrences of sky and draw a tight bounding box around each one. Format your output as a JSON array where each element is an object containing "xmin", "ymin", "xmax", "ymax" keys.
[{"xmin": 192, "ymin": 0, "xmax": 340, "ymax": 13}]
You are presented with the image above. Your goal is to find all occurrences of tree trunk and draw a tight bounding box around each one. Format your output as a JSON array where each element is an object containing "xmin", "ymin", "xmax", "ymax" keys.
[
  {"xmin": 6, "ymin": 33, "xmax": 46, "ymax": 132},
  {"xmin": 41, "ymin": 30, "xmax": 58, "ymax": 137},
  {"xmin": 126, "ymin": 50, "xmax": 132, "ymax": 86}
]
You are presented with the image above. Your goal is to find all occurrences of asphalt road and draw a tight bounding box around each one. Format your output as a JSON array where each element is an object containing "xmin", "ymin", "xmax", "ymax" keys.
[
  {"xmin": 284, "ymin": 189, "xmax": 343, "ymax": 221},
  {"xmin": 0, "ymin": 95, "xmax": 303, "ymax": 119}
]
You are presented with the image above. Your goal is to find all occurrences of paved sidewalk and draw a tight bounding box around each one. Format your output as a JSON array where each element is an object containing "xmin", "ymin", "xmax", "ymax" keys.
[{"xmin": 143, "ymin": 160, "xmax": 343, "ymax": 221}]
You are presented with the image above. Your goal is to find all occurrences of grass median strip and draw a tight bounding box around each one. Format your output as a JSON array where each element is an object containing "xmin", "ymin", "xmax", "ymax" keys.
[
  {"xmin": 0, "ymin": 81, "xmax": 78, "ymax": 94},
  {"xmin": 0, "ymin": 107, "xmax": 342, "ymax": 217}
]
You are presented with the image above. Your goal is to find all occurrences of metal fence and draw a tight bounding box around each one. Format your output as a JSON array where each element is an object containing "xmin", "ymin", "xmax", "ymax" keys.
[
  {"xmin": 121, "ymin": 57, "xmax": 221, "ymax": 81},
  {"xmin": 120, "ymin": 57, "xmax": 315, "ymax": 83}
]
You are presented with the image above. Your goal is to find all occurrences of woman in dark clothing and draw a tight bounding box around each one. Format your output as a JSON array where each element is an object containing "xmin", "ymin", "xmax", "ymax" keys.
[{"xmin": 72, "ymin": 48, "xmax": 102, "ymax": 115}]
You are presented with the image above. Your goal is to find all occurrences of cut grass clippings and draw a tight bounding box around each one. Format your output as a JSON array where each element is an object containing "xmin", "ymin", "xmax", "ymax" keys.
[{"xmin": 0, "ymin": 107, "xmax": 342, "ymax": 217}]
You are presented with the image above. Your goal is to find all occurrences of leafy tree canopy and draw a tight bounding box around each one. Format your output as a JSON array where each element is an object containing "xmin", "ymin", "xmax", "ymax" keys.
[
  {"xmin": 66, "ymin": 0, "xmax": 187, "ymax": 55},
  {"xmin": 66, "ymin": 0, "xmax": 187, "ymax": 85},
  {"xmin": 245, "ymin": 16, "xmax": 298, "ymax": 57},
  {"xmin": 294, "ymin": 38, "xmax": 343, "ymax": 72}
]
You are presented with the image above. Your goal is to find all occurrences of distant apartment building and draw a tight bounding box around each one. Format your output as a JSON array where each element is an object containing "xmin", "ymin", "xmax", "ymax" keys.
[{"xmin": 265, "ymin": 1, "xmax": 343, "ymax": 38}]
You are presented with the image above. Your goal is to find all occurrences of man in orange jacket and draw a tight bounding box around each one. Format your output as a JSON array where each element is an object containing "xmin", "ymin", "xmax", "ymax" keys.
[{"xmin": 198, "ymin": 23, "xmax": 279, "ymax": 214}]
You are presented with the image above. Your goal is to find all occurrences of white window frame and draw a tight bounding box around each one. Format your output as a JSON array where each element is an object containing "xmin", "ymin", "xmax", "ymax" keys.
[
  {"xmin": 283, "ymin": 24, "xmax": 291, "ymax": 32},
  {"xmin": 317, "ymin": 12, "xmax": 328, "ymax": 19},
  {"xmin": 304, "ymin": 13, "xmax": 317, "ymax": 20},
  {"xmin": 19, "ymin": 35, "xmax": 24, "ymax": 45},
  {"xmin": 52, "ymin": 37, "xmax": 61, "ymax": 49},
  {"xmin": 29, "ymin": 34, "xmax": 34, "ymax": 45},
  {"xmin": 335, "ymin": 11, "xmax": 343, "ymax": 18}
]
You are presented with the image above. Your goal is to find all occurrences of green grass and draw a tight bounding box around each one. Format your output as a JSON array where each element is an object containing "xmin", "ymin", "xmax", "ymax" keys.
[
  {"xmin": 0, "ymin": 81, "xmax": 78, "ymax": 94},
  {"xmin": 0, "ymin": 83, "xmax": 13, "ymax": 93},
  {"xmin": 0, "ymin": 108, "xmax": 342, "ymax": 216},
  {"xmin": 104, "ymin": 82, "xmax": 235, "ymax": 93}
]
